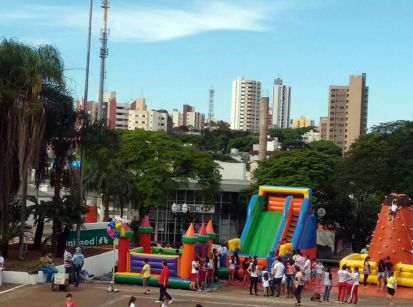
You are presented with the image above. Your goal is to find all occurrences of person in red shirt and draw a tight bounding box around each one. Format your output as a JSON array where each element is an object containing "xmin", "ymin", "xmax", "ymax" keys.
[
  {"xmin": 65, "ymin": 293, "xmax": 77, "ymax": 307},
  {"xmin": 156, "ymin": 260, "xmax": 173, "ymax": 304}
]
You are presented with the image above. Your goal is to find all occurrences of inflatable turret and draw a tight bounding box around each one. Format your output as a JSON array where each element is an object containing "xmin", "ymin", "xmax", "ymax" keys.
[
  {"xmin": 180, "ymin": 223, "xmax": 197, "ymax": 279},
  {"xmin": 138, "ymin": 215, "xmax": 153, "ymax": 254},
  {"xmin": 196, "ymin": 223, "xmax": 209, "ymax": 258},
  {"xmin": 206, "ymin": 219, "xmax": 216, "ymax": 256}
]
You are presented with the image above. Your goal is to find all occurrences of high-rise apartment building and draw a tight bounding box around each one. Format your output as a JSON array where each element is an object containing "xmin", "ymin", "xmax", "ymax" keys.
[
  {"xmin": 319, "ymin": 116, "xmax": 328, "ymax": 140},
  {"xmin": 327, "ymin": 73, "xmax": 368, "ymax": 152},
  {"xmin": 290, "ymin": 115, "xmax": 315, "ymax": 128},
  {"xmin": 230, "ymin": 77, "xmax": 261, "ymax": 132},
  {"xmin": 272, "ymin": 78, "xmax": 291, "ymax": 129}
]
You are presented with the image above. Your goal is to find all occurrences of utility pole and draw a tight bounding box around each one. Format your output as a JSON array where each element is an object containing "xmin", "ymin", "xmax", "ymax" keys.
[
  {"xmin": 97, "ymin": 0, "xmax": 109, "ymax": 122},
  {"xmin": 208, "ymin": 86, "xmax": 214, "ymax": 126},
  {"xmin": 77, "ymin": 0, "xmax": 93, "ymax": 244}
]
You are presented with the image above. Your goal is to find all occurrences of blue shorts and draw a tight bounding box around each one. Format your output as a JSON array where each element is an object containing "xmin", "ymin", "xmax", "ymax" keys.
[{"xmin": 378, "ymin": 272, "xmax": 385, "ymax": 279}]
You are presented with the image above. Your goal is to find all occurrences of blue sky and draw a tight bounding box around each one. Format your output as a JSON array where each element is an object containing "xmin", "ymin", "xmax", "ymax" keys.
[{"xmin": 2, "ymin": 0, "xmax": 412, "ymax": 127}]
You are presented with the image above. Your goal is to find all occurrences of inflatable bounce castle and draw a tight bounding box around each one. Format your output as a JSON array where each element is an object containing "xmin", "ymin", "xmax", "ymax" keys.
[
  {"xmin": 220, "ymin": 185, "xmax": 317, "ymax": 277},
  {"xmin": 114, "ymin": 215, "xmax": 216, "ymax": 289},
  {"xmin": 340, "ymin": 193, "xmax": 413, "ymax": 287}
]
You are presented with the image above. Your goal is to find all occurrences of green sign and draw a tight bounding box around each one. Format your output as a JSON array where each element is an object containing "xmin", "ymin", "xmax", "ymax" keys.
[{"xmin": 66, "ymin": 229, "xmax": 113, "ymax": 247}]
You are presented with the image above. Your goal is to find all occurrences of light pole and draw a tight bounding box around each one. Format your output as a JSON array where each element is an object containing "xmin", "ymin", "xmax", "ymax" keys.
[{"xmin": 171, "ymin": 202, "xmax": 188, "ymax": 247}]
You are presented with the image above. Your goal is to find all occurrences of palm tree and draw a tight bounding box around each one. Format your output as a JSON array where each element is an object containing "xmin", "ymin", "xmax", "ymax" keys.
[{"xmin": 0, "ymin": 40, "xmax": 65, "ymax": 259}]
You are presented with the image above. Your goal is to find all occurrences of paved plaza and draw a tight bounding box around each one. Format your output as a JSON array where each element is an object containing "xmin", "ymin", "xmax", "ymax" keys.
[{"xmin": 1, "ymin": 282, "xmax": 413, "ymax": 307}]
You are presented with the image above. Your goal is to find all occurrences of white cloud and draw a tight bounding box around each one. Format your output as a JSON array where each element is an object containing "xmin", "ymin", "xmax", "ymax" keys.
[{"xmin": 0, "ymin": 1, "xmax": 284, "ymax": 42}]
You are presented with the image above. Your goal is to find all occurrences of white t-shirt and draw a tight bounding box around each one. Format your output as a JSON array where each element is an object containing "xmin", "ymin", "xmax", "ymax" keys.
[
  {"xmin": 274, "ymin": 262, "xmax": 285, "ymax": 278},
  {"xmin": 191, "ymin": 261, "xmax": 198, "ymax": 274},
  {"xmin": 249, "ymin": 264, "xmax": 258, "ymax": 277},
  {"xmin": 262, "ymin": 274, "xmax": 269, "ymax": 287},
  {"xmin": 229, "ymin": 259, "xmax": 235, "ymax": 270},
  {"xmin": 352, "ymin": 271, "xmax": 360, "ymax": 285},
  {"xmin": 324, "ymin": 271, "xmax": 332, "ymax": 286},
  {"xmin": 0, "ymin": 256, "xmax": 4, "ymax": 270},
  {"xmin": 303, "ymin": 259, "xmax": 311, "ymax": 274},
  {"xmin": 315, "ymin": 263, "xmax": 324, "ymax": 274},
  {"xmin": 391, "ymin": 204, "xmax": 398, "ymax": 212},
  {"xmin": 129, "ymin": 303, "xmax": 136, "ymax": 307},
  {"xmin": 338, "ymin": 269, "xmax": 349, "ymax": 283}
]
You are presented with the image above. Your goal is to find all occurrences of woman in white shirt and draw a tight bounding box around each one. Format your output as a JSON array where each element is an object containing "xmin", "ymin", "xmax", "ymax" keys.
[
  {"xmin": 247, "ymin": 262, "xmax": 259, "ymax": 295},
  {"xmin": 323, "ymin": 267, "xmax": 332, "ymax": 302}
]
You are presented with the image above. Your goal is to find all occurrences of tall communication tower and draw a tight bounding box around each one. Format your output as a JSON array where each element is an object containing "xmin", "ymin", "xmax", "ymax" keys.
[
  {"xmin": 97, "ymin": 0, "xmax": 109, "ymax": 122},
  {"xmin": 208, "ymin": 86, "xmax": 215, "ymax": 124}
]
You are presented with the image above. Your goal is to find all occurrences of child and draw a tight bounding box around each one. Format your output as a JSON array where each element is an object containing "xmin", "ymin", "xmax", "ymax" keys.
[
  {"xmin": 315, "ymin": 261, "xmax": 324, "ymax": 284},
  {"xmin": 386, "ymin": 272, "xmax": 397, "ymax": 305},
  {"xmin": 65, "ymin": 293, "xmax": 77, "ymax": 307},
  {"xmin": 348, "ymin": 267, "xmax": 360, "ymax": 304},
  {"xmin": 345, "ymin": 266, "xmax": 354, "ymax": 302},
  {"xmin": 262, "ymin": 271, "xmax": 270, "ymax": 297},
  {"xmin": 228, "ymin": 255, "xmax": 236, "ymax": 285},
  {"xmin": 337, "ymin": 264, "xmax": 350, "ymax": 303},
  {"xmin": 128, "ymin": 296, "xmax": 137, "ymax": 307},
  {"xmin": 323, "ymin": 267, "xmax": 332, "ymax": 302},
  {"xmin": 388, "ymin": 199, "xmax": 398, "ymax": 225}
]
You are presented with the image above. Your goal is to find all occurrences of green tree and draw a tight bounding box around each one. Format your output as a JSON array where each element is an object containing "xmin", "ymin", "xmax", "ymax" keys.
[
  {"xmin": 118, "ymin": 130, "xmax": 221, "ymax": 209},
  {"xmin": 0, "ymin": 40, "xmax": 65, "ymax": 259}
]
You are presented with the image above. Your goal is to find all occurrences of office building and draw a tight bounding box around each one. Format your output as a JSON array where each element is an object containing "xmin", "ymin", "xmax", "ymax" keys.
[
  {"xmin": 290, "ymin": 115, "xmax": 315, "ymax": 128},
  {"xmin": 272, "ymin": 78, "xmax": 291, "ymax": 129},
  {"xmin": 327, "ymin": 74, "xmax": 368, "ymax": 152},
  {"xmin": 230, "ymin": 77, "xmax": 261, "ymax": 132}
]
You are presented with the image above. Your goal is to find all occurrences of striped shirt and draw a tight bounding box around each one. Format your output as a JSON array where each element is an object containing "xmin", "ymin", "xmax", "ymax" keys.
[{"xmin": 64, "ymin": 250, "xmax": 73, "ymax": 268}]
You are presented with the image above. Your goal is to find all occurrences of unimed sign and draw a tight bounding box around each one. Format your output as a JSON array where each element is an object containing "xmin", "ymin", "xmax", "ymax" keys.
[{"xmin": 66, "ymin": 223, "xmax": 113, "ymax": 247}]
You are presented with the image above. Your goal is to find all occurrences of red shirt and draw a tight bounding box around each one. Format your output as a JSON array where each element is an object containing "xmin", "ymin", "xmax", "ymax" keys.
[
  {"xmin": 159, "ymin": 266, "xmax": 169, "ymax": 286},
  {"xmin": 65, "ymin": 300, "xmax": 77, "ymax": 307}
]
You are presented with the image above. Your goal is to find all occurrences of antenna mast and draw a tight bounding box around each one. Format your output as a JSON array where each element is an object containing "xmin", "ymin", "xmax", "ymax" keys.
[
  {"xmin": 97, "ymin": 0, "xmax": 109, "ymax": 122},
  {"xmin": 208, "ymin": 86, "xmax": 214, "ymax": 124}
]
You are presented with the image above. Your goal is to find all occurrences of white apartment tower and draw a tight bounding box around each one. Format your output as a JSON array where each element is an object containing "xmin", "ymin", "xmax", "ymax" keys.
[
  {"xmin": 272, "ymin": 78, "xmax": 291, "ymax": 129},
  {"xmin": 230, "ymin": 77, "xmax": 261, "ymax": 132}
]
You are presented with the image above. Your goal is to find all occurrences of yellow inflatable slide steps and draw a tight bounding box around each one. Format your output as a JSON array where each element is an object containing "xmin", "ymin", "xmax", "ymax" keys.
[{"xmin": 340, "ymin": 253, "xmax": 413, "ymax": 287}]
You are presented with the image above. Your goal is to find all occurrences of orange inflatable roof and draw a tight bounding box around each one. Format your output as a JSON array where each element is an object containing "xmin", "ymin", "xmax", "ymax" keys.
[
  {"xmin": 185, "ymin": 223, "xmax": 196, "ymax": 237},
  {"xmin": 206, "ymin": 219, "xmax": 215, "ymax": 234}
]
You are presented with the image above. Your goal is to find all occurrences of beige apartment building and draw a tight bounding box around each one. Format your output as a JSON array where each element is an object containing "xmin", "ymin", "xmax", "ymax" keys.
[
  {"xmin": 230, "ymin": 77, "xmax": 261, "ymax": 132},
  {"xmin": 327, "ymin": 74, "xmax": 368, "ymax": 152},
  {"xmin": 128, "ymin": 98, "xmax": 167, "ymax": 132},
  {"xmin": 319, "ymin": 116, "xmax": 328, "ymax": 140}
]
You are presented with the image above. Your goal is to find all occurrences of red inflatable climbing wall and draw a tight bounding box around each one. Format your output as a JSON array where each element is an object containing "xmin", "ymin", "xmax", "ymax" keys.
[{"xmin": 369, "ymin": 194, "xmax": 413, "ymax": 264}]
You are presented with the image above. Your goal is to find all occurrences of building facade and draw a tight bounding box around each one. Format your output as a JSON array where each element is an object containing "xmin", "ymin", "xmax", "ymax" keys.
[
  {"xmin": 128, "ymin": 98, "xmax": 167, "ymax": 131},
  {"xmin": 302, "ymin": 129, "xmax": 321, "ymax": 143},
  {"xmin": 327, "ymin": 74, "xmax": 368, "ymax": 152},
  {"xmin": 172, "ymin": 105, "xmax": 205, "ymax": 131},
  {"xmin": 319, "ymin": 116, "xmax": 329, "ymax": 140},
  {"xmin": 272, "ymin": 78, "xmax": 291, "ymax": 129},
  {"xmin": 290, "ymin": 115, "xmax": 315, "ymax": 128},
  {"xmin": 230, "ymin": 77, "xmax": 261, "ymax": 132}
]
